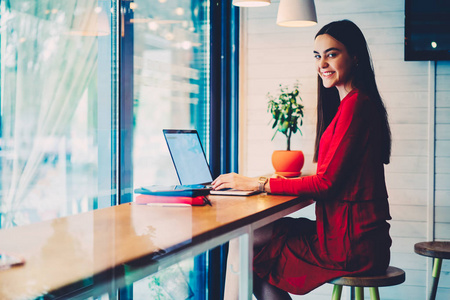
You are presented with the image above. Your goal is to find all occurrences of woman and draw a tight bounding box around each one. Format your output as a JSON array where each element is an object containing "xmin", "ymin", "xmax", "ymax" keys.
[{"xmin": 213, "ymin": 20, "xmax": 392, "ymax": 298}]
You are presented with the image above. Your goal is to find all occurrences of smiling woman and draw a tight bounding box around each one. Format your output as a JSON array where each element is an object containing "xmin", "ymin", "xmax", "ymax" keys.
[{"xmin": 217, "ymin": 20, "xmax": 393, "ymax": 299}]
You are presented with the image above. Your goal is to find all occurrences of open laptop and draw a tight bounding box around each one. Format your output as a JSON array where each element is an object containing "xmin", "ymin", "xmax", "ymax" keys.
[{"xmin": 163, "ymin": 129, "xmax": 259, "ymax": 196}]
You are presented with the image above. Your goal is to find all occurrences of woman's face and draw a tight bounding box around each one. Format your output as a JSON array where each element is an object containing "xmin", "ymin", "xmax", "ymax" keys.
[{"xmin": 314, "ymin": 34, "xmax": 356, "ymax": 97}]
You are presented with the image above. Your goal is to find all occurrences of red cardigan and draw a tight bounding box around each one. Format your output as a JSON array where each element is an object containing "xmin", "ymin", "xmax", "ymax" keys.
[{"xmin": 270, "ymin": 89, "xmax": 388, "ymax": 201}]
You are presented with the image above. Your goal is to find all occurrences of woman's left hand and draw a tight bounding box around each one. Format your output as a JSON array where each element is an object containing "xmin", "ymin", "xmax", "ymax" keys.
[{"xmin": 212, "ymin": 173, "xmax": 259, "ymax": 191}]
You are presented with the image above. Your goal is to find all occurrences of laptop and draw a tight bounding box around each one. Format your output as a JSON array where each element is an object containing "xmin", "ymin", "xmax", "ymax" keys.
[{"xmin": 163, "ymin": 129, "xmax": 259, "ymax": 196}]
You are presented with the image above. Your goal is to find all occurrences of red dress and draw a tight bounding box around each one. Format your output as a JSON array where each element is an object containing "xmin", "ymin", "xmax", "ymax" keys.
[{"xmin": 253, "ymin": 89, "xmax": 392, "ymax": 295}]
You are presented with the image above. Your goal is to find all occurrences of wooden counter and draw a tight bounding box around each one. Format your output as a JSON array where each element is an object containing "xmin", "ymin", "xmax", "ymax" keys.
[{"xmin": 0, "ymin": 193, "xmax": 313, "ymax": 299}]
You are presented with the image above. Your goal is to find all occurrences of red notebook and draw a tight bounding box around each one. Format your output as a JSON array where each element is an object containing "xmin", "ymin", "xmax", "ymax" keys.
[{"xmin": 135, "ymin": 194, "xmax": 209, "ymax": 206}]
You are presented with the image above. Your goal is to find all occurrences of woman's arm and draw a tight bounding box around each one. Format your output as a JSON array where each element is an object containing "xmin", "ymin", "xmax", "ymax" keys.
[
  {"xmin": 212, "ymin": 95, "xmax": 371, "ymax": 197},
  {"xmin": 270, "ymin": 95, "xmax": 370, "ymax": 198}
]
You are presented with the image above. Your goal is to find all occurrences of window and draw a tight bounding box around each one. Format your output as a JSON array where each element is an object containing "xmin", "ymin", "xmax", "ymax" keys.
[
  {"xmin": 124, "ymin": 0, "xmax": 211, "ymax": 297},
  {"xmin": 0, "ymin": 0, "xmax": 233, "ymax": 298},
  {"xmin": 130, "ymin": 0, "xmax": 210, "ymax": 189},
  {"xmin": 0, "ymin": 0, "xmax": 117, "ymax": 228},
  {"xmin": 0, "ymin": 0, "xmax": 213, "ymax": 229}
]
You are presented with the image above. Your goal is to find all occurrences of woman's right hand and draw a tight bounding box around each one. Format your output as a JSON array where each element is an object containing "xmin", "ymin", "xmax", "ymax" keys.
[{"xmin": 212, "ymin": 173, "xmax": 259, "ymax": 191}]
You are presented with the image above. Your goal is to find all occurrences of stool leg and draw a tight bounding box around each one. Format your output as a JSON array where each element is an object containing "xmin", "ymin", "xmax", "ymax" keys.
[
  {"xmin": 355, "ymin": 287, "xmax": 364, "ymax": 300},
  {"xmin": 369, "ymin": 287, "xmax": 380, "ymax": 300},
  {"xmin": 430, "ymin": 257, "xmax": 442, "ymax": 300},
  {"xmin": 332, "ymin": 284, "xmax": 343, "ymax": 300}
]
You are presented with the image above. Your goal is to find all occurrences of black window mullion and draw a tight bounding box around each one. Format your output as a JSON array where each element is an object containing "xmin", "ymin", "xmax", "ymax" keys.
[
  {"xmin": 118, "ymin": 0, "xmax": 134, "ymax": 297},
  {"xmin": 119, "ymin": 0, "xmax": 134, "ymax": 205},
  {"xmin": 209, "ymin": 1, "xmax": 240, "ymax": 299}
]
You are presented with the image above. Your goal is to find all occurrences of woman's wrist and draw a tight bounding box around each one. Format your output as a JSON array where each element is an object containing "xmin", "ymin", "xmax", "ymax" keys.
[
  {"xmin": 265, "ymin": 179, "xmax": 271, "ymax": 193},
  {"xmin": 257, "ymin": 177, "xmax": 269, "ymax": 192}
]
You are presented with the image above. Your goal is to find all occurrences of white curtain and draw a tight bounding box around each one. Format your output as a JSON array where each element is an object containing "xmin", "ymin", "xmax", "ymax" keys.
[{"xmin": 1, "ymin": 0, "xmax": 104, "ymax": 227}]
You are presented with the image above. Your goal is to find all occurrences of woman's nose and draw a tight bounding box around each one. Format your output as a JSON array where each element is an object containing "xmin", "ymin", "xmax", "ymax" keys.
[{"xmin": 319, "ymin": 58, "xmax": 328, "ymax": 68}]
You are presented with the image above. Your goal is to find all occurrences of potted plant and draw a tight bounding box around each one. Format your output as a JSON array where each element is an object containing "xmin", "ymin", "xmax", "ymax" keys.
[{"xmin": 267, "ymin": 82, "xmax": 305, "ymax": 177}]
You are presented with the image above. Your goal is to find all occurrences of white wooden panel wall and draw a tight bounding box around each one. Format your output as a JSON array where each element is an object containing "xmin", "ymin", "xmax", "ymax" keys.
[
  {"xmin": 435, "ymin": 61, "xmax": 450, "ymax": 296},
  {"xmin": 240, "ymin": 0, "xmax": 450, "ymax": 299}
]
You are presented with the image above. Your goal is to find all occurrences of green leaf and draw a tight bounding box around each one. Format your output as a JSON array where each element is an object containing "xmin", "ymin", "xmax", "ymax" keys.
[
  {"xmin": 271, "ymin": 130, "xmax": 278, "ymax": 141},
  {"xmin": 272, "ymin": 119, "xmax": 278, "ymax": 128}
]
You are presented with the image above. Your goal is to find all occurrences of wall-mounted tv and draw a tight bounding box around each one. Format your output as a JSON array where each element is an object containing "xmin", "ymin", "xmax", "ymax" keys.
[{"xmin": 405, "ymin": 0, "xmax": 450, "ymax": 61}]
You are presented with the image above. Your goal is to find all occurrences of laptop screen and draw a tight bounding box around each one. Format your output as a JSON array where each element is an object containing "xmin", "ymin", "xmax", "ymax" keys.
[{"xmin": 163, "ymin": 130, "xmax": 213, "ymax": 185}]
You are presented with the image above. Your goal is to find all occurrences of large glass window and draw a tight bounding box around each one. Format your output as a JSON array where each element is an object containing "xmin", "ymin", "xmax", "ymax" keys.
[
  {"xmin": 131, "ymin": 0, "xmax": 210, "ymax": 189},
  {"xmin": 0, "ymin": 0, "xmax": 117, "ymax": 228},
  {"xmin": 0, "ymin": 0, "xmax": 213, "ymax": 298},
  {"xmin": 128, "ymin": 0, "xmax": 210, "ymax": 298}
]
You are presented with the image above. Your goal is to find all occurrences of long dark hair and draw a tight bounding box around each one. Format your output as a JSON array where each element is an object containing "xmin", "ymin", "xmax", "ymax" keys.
[{"xmin": 313, "ymin": 20, "xmax": 391, "ymax": 164}]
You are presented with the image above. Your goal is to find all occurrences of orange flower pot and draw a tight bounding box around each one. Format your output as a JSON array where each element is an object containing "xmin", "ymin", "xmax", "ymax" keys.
[{"xmin": 271, "ymin": 150, "xmax": 304, "ymax": 177}]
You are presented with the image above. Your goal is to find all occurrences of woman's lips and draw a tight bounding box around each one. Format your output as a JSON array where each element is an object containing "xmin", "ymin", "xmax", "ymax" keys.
[{"xmin": 321, "ymin": 71, "xmax": 335, "ymax": 78}]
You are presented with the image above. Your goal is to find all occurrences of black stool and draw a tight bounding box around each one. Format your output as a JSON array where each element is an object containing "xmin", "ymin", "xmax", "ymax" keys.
[
  {"xmin": 328, "ymin": 266, "xmax": 405, "ymax": 300},
  {"xmin": 414, "ymin": 241, "xmax": 450, "ymax": 300}
]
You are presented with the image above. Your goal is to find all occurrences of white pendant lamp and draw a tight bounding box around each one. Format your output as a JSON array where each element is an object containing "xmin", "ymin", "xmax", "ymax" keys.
[
  {"xmin": 232, "ymin": 0, "xmax": 271, "ymax": 7},
  {"xmin": 277, "ymin": 0, "xmax": 317, "ymax": 27}
]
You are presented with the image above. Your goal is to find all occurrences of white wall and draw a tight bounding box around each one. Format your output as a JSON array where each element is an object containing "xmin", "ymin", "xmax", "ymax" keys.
[{"xmin": 240, "ymin": 0, "xmax": 450, "ymax": 299}]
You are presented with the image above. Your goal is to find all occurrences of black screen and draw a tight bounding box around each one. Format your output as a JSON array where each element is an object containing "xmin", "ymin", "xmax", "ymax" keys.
[{"xmin": 405, "ymin": 0, "xmax": 450, "ymax": 61}]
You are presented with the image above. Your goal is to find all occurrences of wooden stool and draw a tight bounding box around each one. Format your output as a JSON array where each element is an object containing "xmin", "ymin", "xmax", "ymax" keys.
[
  {"xmin": 414, "ymin": 241, "xmax": 450, "ymax": 300},
  {"xmin": 328, "ymin": 266, "xmax": 405, "ymax": 300}
]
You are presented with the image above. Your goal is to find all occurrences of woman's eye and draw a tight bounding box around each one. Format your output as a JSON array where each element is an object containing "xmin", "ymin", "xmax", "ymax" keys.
[
  {"xmin": 314, "ymin": 55, "xmax": 321, "ymax": 59},
  {"xmin": 327, "ymin": 53, "xmax": 337, "ymax": 58}
]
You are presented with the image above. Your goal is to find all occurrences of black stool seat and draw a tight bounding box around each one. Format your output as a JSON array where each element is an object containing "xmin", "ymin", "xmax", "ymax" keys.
[
  {"xmin": 328, "ymin": 266, "xmax": 405, "ymax": 300},
  {"xmin": 330, "ymin": 266, "xmax": 405, "ymax": 287},
  {"xmin": 414, "ymin": 241, "xmax": 450, "ymax": 300},
  {"xmin": 414, "ymin": 241, "xmax": 450, "ymax": 259}
]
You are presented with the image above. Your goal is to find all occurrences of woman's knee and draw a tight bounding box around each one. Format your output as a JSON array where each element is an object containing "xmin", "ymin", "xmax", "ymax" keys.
[{"xmin": 253, "ymin": 223, "xmax": 274, "ymax": 248}]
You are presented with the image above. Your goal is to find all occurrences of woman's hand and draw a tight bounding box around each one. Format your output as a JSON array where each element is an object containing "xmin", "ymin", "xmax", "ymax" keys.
[{"xmin": 212, "ymin": 173, "xmax": 259, "ymax": 191}]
